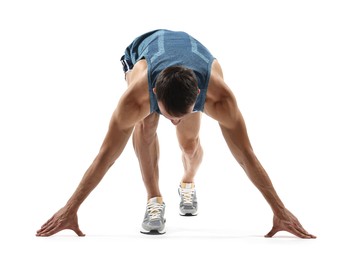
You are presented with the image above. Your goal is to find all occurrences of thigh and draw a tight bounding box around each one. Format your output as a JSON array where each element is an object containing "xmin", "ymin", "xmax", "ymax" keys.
[{"xmin": 176, "ymin": 112, "xmax": 202, "ymax": 146}]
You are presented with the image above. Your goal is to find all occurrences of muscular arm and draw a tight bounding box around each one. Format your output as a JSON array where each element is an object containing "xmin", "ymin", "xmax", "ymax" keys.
[
  {"xmin": 36, "ymin": 66, "xmax": 150, "ymax": 236},
  {"xmin": 204, "ymin": 61, "xmax": 315, "ymax": 238},
  {"xmin": 205, "ymin": 79, "xmax": 286, "ymax": 217},
  {"xmin": 65, "ymin": 89, "xmax": 147, "ymax": 213}
]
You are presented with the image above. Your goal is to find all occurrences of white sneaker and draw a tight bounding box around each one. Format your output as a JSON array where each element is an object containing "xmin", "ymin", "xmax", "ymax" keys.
[
  {"xmin": 178, "ymin": 182, "xmax": 198, "ymax": 216},
  {"xmin": 141, "ymin": 197, "xmax": 166, "ymax": 234}
]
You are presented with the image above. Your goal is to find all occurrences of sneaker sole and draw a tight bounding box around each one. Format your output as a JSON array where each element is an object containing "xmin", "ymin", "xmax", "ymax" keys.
[
  {"xmin": 179, "ymin": 212, "xmax": 198, "ymax": 217},
  {"xmin": 140, "ymin": 227, "xmax": 166, "ymax": 235}
]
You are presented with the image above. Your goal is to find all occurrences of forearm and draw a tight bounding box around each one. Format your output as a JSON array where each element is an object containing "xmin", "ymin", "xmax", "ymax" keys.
[
  {"xmin": 65, "ymin": 154, "xmax": 113, "ymax": 212},
  {"xmin": 219, "ymin": 122, "xmax": 286, "ymax": 217},
  {"xmin": 242, "ymin": 153, "xmax": 286, "ymax": 217},
  {"xmin": 65, "ymin": 126, "xmax": 133, "ymax": 212}
]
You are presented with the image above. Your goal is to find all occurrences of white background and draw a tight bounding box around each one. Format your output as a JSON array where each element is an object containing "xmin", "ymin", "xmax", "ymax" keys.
[{"xmin": 1, "ymin": 0, "xmax": 345, "ymax": 259}]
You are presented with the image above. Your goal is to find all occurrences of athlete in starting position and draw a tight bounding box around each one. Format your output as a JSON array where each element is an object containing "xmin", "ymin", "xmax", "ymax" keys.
[{"xmin": 36, "ymin": 29, "xmax": 315, "ymax": 238}]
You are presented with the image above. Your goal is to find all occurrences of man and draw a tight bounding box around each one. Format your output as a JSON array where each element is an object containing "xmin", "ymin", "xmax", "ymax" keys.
[{"xmin": 36, "ymin": 29, "xmax": 315, "ymax": 238}]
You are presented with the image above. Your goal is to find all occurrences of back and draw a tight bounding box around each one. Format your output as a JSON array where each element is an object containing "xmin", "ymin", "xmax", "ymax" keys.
[{"xmin": 124, "ymin": 29, "xmax": 215, "ymax": 113}]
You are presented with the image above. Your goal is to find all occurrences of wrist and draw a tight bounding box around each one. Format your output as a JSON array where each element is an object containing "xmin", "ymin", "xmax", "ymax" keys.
[
  {"xmin": 65, "ymin": 199, "xmax": 81, "ymax": 213},
  {"xmin": 273, "ymin": 205, "xmax": 288, "ymax": 219}
]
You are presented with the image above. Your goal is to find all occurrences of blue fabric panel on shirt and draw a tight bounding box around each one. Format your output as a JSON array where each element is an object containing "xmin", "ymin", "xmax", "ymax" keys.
[{"xmin": 123, "ymin": 29, "xmax": 215, "ymax": 114}]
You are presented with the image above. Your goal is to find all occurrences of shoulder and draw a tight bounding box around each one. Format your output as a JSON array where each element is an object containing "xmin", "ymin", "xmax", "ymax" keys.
[
  {"xmin": 204, "ymin": 60, "xmax": 239, "ymax": 125},
  {"xmin": 126, "ymin": 59, "xmax": 148, "ymax": 88},
  {"xmin": 115, "ymin": 59, "xmax": 150, "ymax": 126},
  {"xmin": 125, "ymin": 59, "xmax": 150, "ymax": 106},
  {"xmin": 206, "ymin": 60, "xmax": 236, "ymax": 106}
]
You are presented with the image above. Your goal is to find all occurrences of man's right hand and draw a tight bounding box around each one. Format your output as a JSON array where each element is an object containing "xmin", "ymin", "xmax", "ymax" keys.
[{"xmin": 36, "ymin": 207, "xmax": 85, "ymax": 237}]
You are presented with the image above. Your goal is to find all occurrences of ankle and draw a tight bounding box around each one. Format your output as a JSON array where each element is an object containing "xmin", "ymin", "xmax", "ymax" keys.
[
  {"xmin": 180, "ymin": 182, "xmax": 195, "ymax": 189},
  {"xmin": 147, "ymin": 196, "xmax": 164, "ymax": 204}
]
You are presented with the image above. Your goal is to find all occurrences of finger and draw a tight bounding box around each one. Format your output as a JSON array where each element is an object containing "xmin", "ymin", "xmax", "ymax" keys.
[
  {"xmin": 36, "ymin": 226, "xmax": 54, "ymax": 236},
  {"xmin": 38, "ymin": 225, "xmax": 63, "ymax": 237},
  {"xmin": 294, "ymin": 223, "xmax": 316, "ymax": 238},
  {"xmin": 290, "ymin": 220, "xmax": 317, "ymax": 239},
  {"xmin": 36, "ymin": 223, "xmax": 52, "ymax": 235},
  {"xmin": 265, "ymin": 226, "xmax": 279, "ymax": 238},
  {"xmin": 37, "ymin": 222, "xmax": 53, "ymax": 234},
  {"xmin": 36, "ymin": 228, "xmax": 44, "ymax": 235},
  {"xmin": 285, "ymin": 224, "xmax": 313, "ymax": 239},
  {"xmin": 40, "ymin": 216, "xmax": 54, "ymax": 229},
  {"xmin": 38, "ymin": 219, "xmax": 63, "ymax": 236},
  {"xmin": 72, "ymin": 226, "xmax": 85, "ymax": 237},
  {"xmin": 39, "ymin": 225, "xmax": 84, "ymax": 237},
  {"xmin": 294, "ymin": 227, "xmax": 317, "ymax": 239},
  {"xmin": 291, "ymin": 224, "xmax": 317, "ymax": 239},
  {"xmin": 36, "ymin": 229, "xmax": 46, "ymax": 236}
]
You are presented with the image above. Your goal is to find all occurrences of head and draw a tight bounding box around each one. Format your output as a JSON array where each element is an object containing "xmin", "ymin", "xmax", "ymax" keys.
[{"xmin": 154, "ymin": 66, "xmax": 199, "ymax": 120}]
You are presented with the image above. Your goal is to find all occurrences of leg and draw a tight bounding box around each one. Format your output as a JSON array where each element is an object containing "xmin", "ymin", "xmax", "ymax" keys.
[
  {"xmin": 122, "ymin": 57, "xmax": 165, "ymax": 234},
  {"xmin": 133, "ymin": 113, "xmax": 166, "ymax": 234},
  {"xmin": 132, "ymin": 112, "xmax": 161, "ymax": 200},
  {"xmin": 176, "ymin": 112, "xmax": 203, "ymax": 216},
  {"xmin": 176, "ymin": 112, "xmax": 203, "ymax": 183}
]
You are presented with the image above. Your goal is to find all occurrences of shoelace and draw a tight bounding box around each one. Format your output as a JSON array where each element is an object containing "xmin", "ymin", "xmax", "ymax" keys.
[
  {"xmin": 147, "ymin": 202, "xmax": 164, "ymax": 220},
  {"xmin": 180, "ymin": 188, "xmax": 195, "ymax": 204}
]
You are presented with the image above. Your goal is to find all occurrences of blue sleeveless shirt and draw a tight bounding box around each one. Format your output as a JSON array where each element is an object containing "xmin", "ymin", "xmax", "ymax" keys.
[{"xmin": 123, "ymin": 29, "xmax": 215, "ymax": 114}]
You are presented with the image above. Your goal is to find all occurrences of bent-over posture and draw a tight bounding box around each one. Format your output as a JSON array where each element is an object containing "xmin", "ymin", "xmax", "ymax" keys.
[{"xmin": 36, "ymin": 29, "xmax": 315, "ymax": 238}]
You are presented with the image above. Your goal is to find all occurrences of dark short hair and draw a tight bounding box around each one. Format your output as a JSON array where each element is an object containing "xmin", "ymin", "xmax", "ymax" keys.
[{"xmin": 155, "ymin": 66, "xmax": 198, "ymax": 117}]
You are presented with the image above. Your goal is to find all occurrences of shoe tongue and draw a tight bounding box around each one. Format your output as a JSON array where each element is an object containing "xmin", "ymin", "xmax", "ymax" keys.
[
  {"xmin": 181, "ymin": 182, "xmax": 195, "ymax": 189},
  {"xmin": 148, "ymin": 197, "xmax": 163, "ymax": 204}
]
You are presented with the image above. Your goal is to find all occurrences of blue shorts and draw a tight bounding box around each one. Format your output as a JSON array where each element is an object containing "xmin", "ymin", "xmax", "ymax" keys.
[{"xmin": 120, "ymin": 55, "xmax": 134, "ymax": 75}]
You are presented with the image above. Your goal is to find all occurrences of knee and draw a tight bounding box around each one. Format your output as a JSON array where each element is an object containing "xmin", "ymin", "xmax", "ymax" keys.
[{"xmin": 180, "ymin": 137, "xmax": 202, "ymax": 158}]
